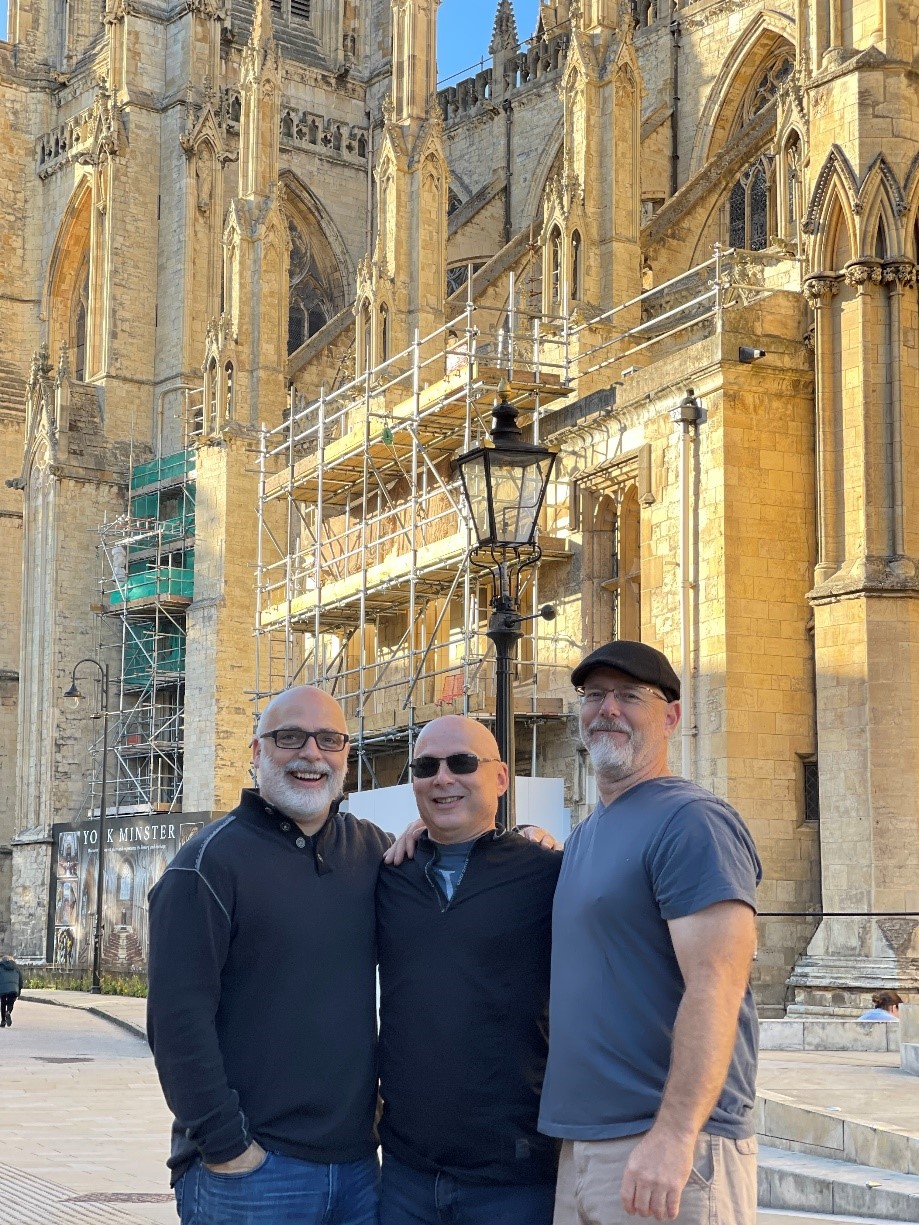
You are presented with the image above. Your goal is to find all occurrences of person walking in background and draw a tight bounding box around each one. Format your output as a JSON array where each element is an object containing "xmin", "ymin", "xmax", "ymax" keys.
[
  {"xmin": 377, "ymin": 714, "xmax": 562, "ymax": 1225},
  {"xmin": 859, "ymin": 990, "xmax": 903, "ymax": 1020},
  {"xmin": 540, "ymin": 640, "xmax": 762, "ymax": 1225},
  {"xmin": 0, "ymin": 954, "xmax": 23, "ymax": 1027}
]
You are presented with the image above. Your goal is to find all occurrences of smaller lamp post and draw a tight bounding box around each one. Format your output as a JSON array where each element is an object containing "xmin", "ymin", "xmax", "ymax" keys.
[
  {"xmin": 64, "ymin": 659, "xmax": 110, "ymax": 994},
  {"xmin": 456, "ymin": 384, "xmax": 557, "ymax": 828}
]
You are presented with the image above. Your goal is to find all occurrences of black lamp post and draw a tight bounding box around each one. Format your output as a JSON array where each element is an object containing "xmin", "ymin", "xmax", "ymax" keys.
[
  {"xmin": 64, "ymin": 659, "xmax": 110, "ymax": 994},
  {"xmin": 456, "ymin": 384, "xmax": 557, "ymax": 828}
]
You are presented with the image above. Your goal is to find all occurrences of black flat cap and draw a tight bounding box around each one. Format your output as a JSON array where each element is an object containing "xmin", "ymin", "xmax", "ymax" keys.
[{"xmin": 571, "ymin": 640, "xmax": 681, "ymax": 701}]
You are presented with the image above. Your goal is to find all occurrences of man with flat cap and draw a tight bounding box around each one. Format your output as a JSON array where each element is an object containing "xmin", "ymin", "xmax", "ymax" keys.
[{"xmin": 539, "ymin": 641, "xmax": 762, "ymax": 1225}]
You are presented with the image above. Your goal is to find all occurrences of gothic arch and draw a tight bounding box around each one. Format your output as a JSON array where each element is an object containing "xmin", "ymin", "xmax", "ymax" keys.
[
  {"xmin": 822, "ymin": 192, "xmax": 855, "ymax": 270},
  {"xmin": 903, "ymin": 151, "xmax": 919, "ymax": 242},
  {"xmin": 777, "ymin": 126, "xmax": 805, "ymax": 242},
  {"xmin": 805, "ymin": 146, "xmax": 859, "ymax": 267},
  {"xmin": 43, "ymin": 178, "xmax": 93, "ymax": 358},
  {"xmin": 689, "ymin": 16, "xmax": 796, "ymax": 178},
  {"xmin": 281, "ymin": 175, "xmax": 350, "ymax": 355},
  {"xmin": 856, "ymin": 155, "xmax": 907, "ymax": 257},
  {"xmin": 280, "ymin": 170, "xmax": 354, "ymax": 296}
]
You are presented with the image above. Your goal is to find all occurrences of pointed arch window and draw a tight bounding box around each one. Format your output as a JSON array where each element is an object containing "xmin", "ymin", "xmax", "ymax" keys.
[
  {"xmin": 72, "ymin": 262, "xmax": 89, "ymax": 381},
  {"xmin": 729, "ymin": 160, "xmax": 769, "ymax": 251},
  {"xmin": 287, "ymin": 218, "xmax": 333, "ymax": 356},
  {"xmin": 784, "ymin": 134, "xmax": 801, "ymax": 232},
  {"xmin": 379, "ymin": 304, "xmax": 390, "ymax": 362},
  {"xmin": 206, "ymin": 357, "xmax": 218, "ymax": 433},
  {"xmin": 360, "ymin": 301, "xmax": 372, "ymax": 371},
  {"xmin": 224, "ymin": 362, "xmax": 235, "ymax": 420},
  {"xmin": 549, "ymin": 226, "xmax": 562, "ymax": 305},
  {"xmin": 571, "ymin": 230, "xmax": 583, "ymax": 301}
]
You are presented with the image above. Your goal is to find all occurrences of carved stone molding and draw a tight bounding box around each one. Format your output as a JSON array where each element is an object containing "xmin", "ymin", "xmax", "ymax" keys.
[
  {"xmin": 843, "ymin": 259, "xmax": 883, "ymax": 288},
  {"xmin": 882, "ymin": 261, "xmax": 917, "ymax": 289},
  {"xmin": 802, "ymin": 274, "xmax": 840, "ymax": 308}
]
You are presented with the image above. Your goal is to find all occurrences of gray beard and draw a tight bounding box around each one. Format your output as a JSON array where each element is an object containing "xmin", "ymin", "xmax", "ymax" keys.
[
  {"xmin": 583, "ymin": 722, "xmax": 636, "ymax": 780},
  {"xmin": 257, "ymin": 754, "xmax": 346, "ymax": 822}
]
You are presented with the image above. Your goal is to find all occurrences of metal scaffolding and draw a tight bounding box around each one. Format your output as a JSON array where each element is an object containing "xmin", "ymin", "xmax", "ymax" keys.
[
  {"xmin": 87, "ymin": 449, "xmax": 196, "ymax": 817},
  {"xmin": 255, "ymin": 245, "xmax": 793, "ymax": 782}
]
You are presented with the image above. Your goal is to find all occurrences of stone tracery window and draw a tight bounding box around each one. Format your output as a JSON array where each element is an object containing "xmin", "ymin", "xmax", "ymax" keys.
[
  {"xmin": 729, "ymin": 159, "xmax": 770, "ymax": 251},
  {"xmin": 740, "ymin": 54, "xmax": 794, "ymax": 128},
  {"xmin": 287, "ymin": 219, "xmax": 332, "ymax": 355}
]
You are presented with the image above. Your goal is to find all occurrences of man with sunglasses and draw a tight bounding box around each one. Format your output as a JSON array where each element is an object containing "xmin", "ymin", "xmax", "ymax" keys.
[
  {"xmin": 538, "ymin": 641, "xmax": 762, "ymax": 1225},
  {"xmin": 147, "ymin": 685, "xmax": 388, "ymax": 1224},
  {"xmin": 376, "ymin": 714, "xmax": 562, "ymax": 1225}
]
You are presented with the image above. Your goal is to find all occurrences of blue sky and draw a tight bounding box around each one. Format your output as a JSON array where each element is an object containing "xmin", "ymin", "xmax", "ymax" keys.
[
  {"xmin": 439, "ymin": 0, "xmax": 542, "ymax": 84},
  {"xmin": 0, "ymin": 1, "xmax": 542, "ymax": 80}
]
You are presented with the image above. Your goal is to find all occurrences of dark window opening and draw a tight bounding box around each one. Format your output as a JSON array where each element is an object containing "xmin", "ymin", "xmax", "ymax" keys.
[{"xmin": 803, "ymin": 757, "xmax": 820, "ymax": 823}]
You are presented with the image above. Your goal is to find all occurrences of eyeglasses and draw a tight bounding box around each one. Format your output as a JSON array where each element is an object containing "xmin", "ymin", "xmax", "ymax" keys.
[
  {"xmin": 576, "ymin": 685, "xmax": 668, "ymax": 707},
  {"xmin": 409, "ymin": 752, "xmax": 500, "ymax": 779},
  {"xmin": 259, "ymin": 727, "xmax": 350, "ymax": 752}
]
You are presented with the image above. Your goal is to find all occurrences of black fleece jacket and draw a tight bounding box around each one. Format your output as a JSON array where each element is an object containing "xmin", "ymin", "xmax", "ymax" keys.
[
  {"xmin": 146, "ymin": 789, "xmax": 391, "ymax": 1183},
  {"xmin": 376, "ymin": 828, "xmax": 562, "ymax": 1186}
]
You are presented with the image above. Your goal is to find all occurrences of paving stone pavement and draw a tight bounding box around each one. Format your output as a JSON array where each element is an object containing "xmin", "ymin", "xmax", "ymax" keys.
[
  {"xmin": 8, "ymin": 993, "xmax": 917, "ymax": 1224},
  {"xmin": 0, "ymin": 1000, "xmax": 176, "ymax": 1225},
  {"xmin": 758, "ymin": 1049, "xmax": 919, "ymax": 1138}
]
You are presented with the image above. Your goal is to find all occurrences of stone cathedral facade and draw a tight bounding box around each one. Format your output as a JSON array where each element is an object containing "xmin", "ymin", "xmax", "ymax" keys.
[{"xmin": 0, "ymin": 0, "xmax": 917, "ymax": 1011}]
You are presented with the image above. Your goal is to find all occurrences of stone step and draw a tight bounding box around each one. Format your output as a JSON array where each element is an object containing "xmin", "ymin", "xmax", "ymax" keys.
[
  {"xmin": 758, "ymin": 1145, "xmax": 919, "ymax": 1221},
  {"xmin": 759, "ymin": 1211, "xmax": 907, "ymax": 1225},
  {"xmin": 755, "ymin": 1093, "xmax": 919, "ymax": 1177},
  {"xmin": 760, "ymin": 1019, "xmax": 900, "ymax": 1054}
]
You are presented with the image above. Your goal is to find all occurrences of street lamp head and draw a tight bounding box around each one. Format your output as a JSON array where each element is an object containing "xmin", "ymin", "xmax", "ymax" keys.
[
  {"xmin": 64, "ymin": 681, "xmax": 84, "ymax": 707},
  {"xmin": 456, "ymin": 386, "xmax": 557, "ymax": 551}
]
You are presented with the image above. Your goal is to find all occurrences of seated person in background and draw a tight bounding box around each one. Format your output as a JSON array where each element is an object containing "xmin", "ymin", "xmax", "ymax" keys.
[{"xmin": 859, "ymin": 990, "xmax": 903, "ymax": 1020}]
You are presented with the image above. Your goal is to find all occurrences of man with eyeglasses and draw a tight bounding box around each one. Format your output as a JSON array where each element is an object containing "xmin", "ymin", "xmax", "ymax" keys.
[
  {"xmin": 147, "ymin": 685, "xmax": 388, "ymax": 1224},
  {"xmin": 539, "ymin": 640, "xmax": 762, "ymax": 1225},
  {"xmin": 376, "ymin": 714, "xmax": 562, "ymax": 1225}
]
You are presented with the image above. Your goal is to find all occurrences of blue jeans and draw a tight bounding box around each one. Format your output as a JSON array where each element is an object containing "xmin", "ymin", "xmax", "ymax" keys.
[
  {"xmin": 176, "ymin": 1151, "xmax": 380, "ymax": 1224},
  {"xmin": 379, "ymin": 1154, "xmax": 554, "ymax": 1225}
]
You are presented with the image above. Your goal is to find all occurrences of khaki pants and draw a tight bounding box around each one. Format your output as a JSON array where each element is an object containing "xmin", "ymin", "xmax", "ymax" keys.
[{"xmin": 552, "ymin": 1133, "xmax": 758, "ymax": 1225}]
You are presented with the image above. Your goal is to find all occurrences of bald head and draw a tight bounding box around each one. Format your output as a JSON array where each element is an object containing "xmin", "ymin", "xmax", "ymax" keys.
[
  {"xmin": 415, "ymin": 715, "xmax": 501, "ymax": 762},
  {"xmin": 256, "ymin": 686, "xmax": 348, "ymax": 739},
  {"xmin": 411, "ymin": 716, "xmax": 508, "ymax": 845}
]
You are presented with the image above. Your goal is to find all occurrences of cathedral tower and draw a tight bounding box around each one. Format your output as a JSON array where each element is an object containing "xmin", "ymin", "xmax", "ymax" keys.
[{"xmin": 356, "ymin": 0, "xmax": 447, "ymax": 370}]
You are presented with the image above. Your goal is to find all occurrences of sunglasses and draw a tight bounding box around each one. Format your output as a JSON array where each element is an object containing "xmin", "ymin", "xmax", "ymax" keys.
[{"xmin": 409, "ymin": 753, "xmax": 500, "ymax": 779}]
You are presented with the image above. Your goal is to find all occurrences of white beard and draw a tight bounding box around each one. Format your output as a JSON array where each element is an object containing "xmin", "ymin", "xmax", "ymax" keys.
[{"xmin": 257, "ymin": 753, "xmax": 346, "ymax": 822}]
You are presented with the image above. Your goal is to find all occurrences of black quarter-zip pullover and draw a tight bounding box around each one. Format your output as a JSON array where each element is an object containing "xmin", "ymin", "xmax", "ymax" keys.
[
  {"xmin": 376, "ymin": 828, "xmax": 562, "ymax": 1186},
  {"xmin": 147, "ymin": 789, "xmax": 391, "ymax": 1183}
]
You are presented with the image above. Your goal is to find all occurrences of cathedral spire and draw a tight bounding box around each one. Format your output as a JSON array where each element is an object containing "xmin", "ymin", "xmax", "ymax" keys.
[
  {"xmin": 238, "ymin": 0, "xmax": 280, "ymax": 197},
  {"xmin": 391, "ymin": 0, "xmax": 440, "ymax": 125},
  {"xmin": 251, "ymin": 0, "xmax": 274, "ymax": 53},
  {"xmin": 490, "ymin": 0, "xmax": 518, "ymax": 54}
]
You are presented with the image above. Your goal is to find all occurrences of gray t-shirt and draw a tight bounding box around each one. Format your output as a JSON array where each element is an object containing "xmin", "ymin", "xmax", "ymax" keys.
[
  {"xmin": 538, "ymin": 775, "xmax": 762, "ymax": 1141},
  {"xmin": 430, "ymin": 838, "xmax": 478, "ymax": 902}
]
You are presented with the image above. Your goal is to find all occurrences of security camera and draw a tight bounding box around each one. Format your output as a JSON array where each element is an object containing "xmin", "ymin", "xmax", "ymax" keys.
[{"xmin": 739, "ymin": 347, "xmax": 767, "ymax": 363}]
